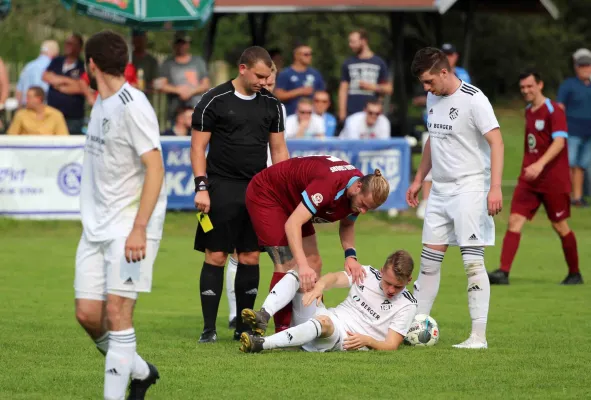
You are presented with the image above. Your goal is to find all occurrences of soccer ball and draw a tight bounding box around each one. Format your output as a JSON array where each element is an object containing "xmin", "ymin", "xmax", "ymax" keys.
[{"xmin": 404, "ymin": 314, "xmax": 439, "ymax": 347}]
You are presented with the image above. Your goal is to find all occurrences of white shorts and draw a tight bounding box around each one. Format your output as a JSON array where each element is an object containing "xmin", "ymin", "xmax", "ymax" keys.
[
  {"xmin": 301, "ymin": 308, "xmax": 348, "ymax": 353},
  {"xmin": 74, "ymin": 234, "xmax": 160, "ymax": 301},
  {"xmin": 422, "ymin": 191, "xmax": 495, "ymax": 247}
]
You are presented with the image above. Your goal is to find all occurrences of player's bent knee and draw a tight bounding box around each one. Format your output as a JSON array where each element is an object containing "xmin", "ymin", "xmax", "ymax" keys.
[
  {"xmin": 552, "ymin": 220, "xmax": 571, "ymax": 237},
  {"xmin": 75, "ymin": 306, "xmax": 101, "ymax": 329},
  {"xmin": 237, "ymin": 251, "xmax": 260, "ymax": 265},
  {"xmin": 423, "ymin": 243, "xmax": 447, "ymax": 253},
  {"xmin": 313, "ymin": 316, "xmax": 334, "ymax": 338},
  {"xmin": 508, "ymin": 213, "xmax": 526, "ymax": 232},
  {"xmin": 205, "ymin": 251, "xmax": 228, "ymax": 266}
]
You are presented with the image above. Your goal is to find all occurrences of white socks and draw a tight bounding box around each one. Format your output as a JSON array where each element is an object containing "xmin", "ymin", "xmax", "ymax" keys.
[
  {"xmin": 291, "ymin": 292, "xmax": 319, "ymax": 326},
  {"xmin": 226, "ymin": 256, "xmax": 238, "ymax": 320},
  {"xmin": 263, "ymin": 319, "xmax": 322, "ymax": 350},
  {"xmin": 261, "ymin": 270, "xmax": 300, "ymax": 316},
  {"xmin": 460, "ymin": 247, "xmax": 489, "ymax": 341},
  {"xmin": 414, "ymin": 247, "xmax": 444, "ymax": 316},
  {"xmin": 99, "ymin": 329, "xmax": 150, "ymax": 400}
]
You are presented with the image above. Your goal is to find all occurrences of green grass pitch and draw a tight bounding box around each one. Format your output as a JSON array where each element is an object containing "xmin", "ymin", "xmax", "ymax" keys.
[{"xmin": 0, "ymin": 111, "xmax": 590, "ymax": 399}]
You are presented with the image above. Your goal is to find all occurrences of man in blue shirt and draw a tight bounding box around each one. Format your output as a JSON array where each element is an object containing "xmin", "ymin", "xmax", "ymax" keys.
[
  {"xmin": 16, "ymin": 41, "xmax": 60, "ymax": 106},
  {"xmin": 42, "ymin": 34, "xmax": 86, "ymax": 135},
  {"xmin": 312, "ymin": 90, "xmax": 337, "ymax": 137},
  {"xmin": 558, "ymin": 48, "xmax": 591, "ymax": 206},
  {"xmin": 275, "ymin": 44, "xmax": 325, "ymax": 116},
  {"xmin": 338, "ymin": 29, "xmax": 392, "ymax": 122}
]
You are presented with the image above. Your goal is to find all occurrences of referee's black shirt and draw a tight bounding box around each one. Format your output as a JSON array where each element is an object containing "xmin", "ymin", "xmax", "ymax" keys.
[{"xmin": 192, "ymin": 80, "xmax": 285, "ymax": 181}]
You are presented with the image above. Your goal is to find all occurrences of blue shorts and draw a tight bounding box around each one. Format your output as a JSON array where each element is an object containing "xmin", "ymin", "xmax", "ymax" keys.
[{"xmin": 567, "ymin": 136, "xmax": 591, "ymax": 169}]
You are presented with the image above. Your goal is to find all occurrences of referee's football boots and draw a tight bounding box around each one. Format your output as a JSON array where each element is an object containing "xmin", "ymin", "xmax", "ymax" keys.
[
  {"xmin": 198, "ymin": 329, "xmax": 217, "ymax": 343},
  {"xmin": 241, "ymin": 308, "xmax": 271, "ymax": 336},
  {"xmin": 239, "ymin": 332, "xmax": 265, "ymax": 353}
]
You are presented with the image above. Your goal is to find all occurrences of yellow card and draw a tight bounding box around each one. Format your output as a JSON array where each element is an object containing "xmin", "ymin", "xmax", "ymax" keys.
[{"xmin": 196, "ymin": 212, "xmax": 214, "ymax": 233}]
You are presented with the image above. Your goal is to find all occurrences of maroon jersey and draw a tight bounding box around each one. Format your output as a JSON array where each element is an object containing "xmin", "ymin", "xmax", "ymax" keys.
[
  {"xmin": 252, "ymin": 155, "xmax": 364, "ymax": 223},
  {"xmin": 520, "ymin": 99, "xmax": 570, "ymax": 193}
]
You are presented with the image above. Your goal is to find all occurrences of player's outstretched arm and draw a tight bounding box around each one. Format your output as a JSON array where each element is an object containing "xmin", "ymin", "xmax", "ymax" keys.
[
  {"xmin": 339, "ymin": 218, "xmax": 366, "ymax": 284},
  {"xmin": 484, "ymin": 128, "xmax": 504, "ymax": 216},
  {"xmin": 363, "ymin": 329, "xmax": 405, "ymax": 351},
  {"xmin": 285, "ymin": 203, "xmax": 316, "ymax": 291},
  {"xmin": 302, "ymin": 271, "xmax": 352, "ymax": 306}
]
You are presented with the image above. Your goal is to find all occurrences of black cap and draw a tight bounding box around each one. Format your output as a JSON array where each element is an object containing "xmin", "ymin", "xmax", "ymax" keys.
[
  {"xmin": 174, "ymin": 31, "xmax": 191, "ymax": 43},
  {"xmin": 441, "ymin": 43, "xmax": 457, "ymax": 55}
]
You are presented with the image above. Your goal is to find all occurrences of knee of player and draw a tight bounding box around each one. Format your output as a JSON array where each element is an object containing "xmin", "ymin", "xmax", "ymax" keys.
[
  {"xmin": 313, "ymin": 315, "xmax": 334, "ymax": 338},
  {"xmin": 551, "ymin": 220, "xmax": 571, "ymax": 237},
  {"xmin": 205, "ymin": 251, "xmax": 229, "ymax": 266},
  {"xmin": 237, "ymin": 251, "xmax": 260, "ymax": 265},
  {"xmin": 507, "ymin": 213, "xmax": 526, "ymax": 232},
  {"xmin": 75, "ymin": 306, "xmax": 101, "ymax": 328}
]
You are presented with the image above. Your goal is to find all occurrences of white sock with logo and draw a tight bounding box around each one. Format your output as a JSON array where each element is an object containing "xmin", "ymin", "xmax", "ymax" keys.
[
  {"xmin": 263, "ymin": 319, "xmax": 322, "ymax": 350},
  {"xmin": 94, "ymin": 332, "xmax": 150, "ymax": 380},
  {"xmin": 414, "ymin": 247, "xmax": 445, "ymax": 315},
  {"xmin": 225, "ymin": 256, "xmax": 238, "ymax": 321},
  {"xmin": 104, "ymin": 329, "xmax": 135, "ymax": 400},
  {"xmin": 261, "ymin": 270, "xmax": 300, "ymax": 316},
  {"xmin": 461, "ymin": 246, "xmax": 489, "ymax": 341}
]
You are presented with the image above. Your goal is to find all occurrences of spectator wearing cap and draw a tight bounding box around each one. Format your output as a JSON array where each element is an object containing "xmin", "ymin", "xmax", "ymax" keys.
[
  {"xmin": 339, "ymin": 29, "xmax": 392, "ymax": 122},
  {"xmin": 312, "ymin": 90, "xmax": 337, "ymax": 137},
  {"xmin": 156, "ymin": 31, "xmax": 210, "ymax": 125},
  {"xmin": 131, "ymin": 30, "xmax": 159, "ymax": 100},
  {"xmin": 339, "ymin": 99, "xmax": 390, "ymax": 140},
  {"xmin": 441, "ymin": 43, "xmax": 472, "ymax": 83},
  {"xmin": 7, "ymin": 86, "xmax": 68, "ymax": 136},
  {"xmin": 42, "ymin": 33, "xmax": 86, "ymax": 135},
  {"xmin": 558, "ymin": 48, "xmax": 591, "ymax": 206},
  {"xmin": 275, "ymin": 43, "xmax": 325, "ymax": 116},
  {"xmin": 162, "ymin": 106, "xmax": 192, "ymax": 136},
  {"xmin": 16, "ymin": 40, "xmax": 60, "ymax": 106}
]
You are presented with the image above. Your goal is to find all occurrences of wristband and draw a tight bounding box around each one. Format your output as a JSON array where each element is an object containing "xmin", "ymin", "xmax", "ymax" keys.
[
  {"xmin": 194, "ymin": 176, "xmax": 209, "ymax": 192},
  {"xmin": 345, "ymin": 248, "xmax": 357, "ymax": 260}
]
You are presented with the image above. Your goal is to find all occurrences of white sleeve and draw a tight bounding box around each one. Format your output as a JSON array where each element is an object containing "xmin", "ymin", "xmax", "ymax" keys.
[
  {"xmin": 376, "ymin": 116, "xmax": 391, "ymax": 139},
  {"xmin": 340, "ymin": 117, "xmax": 352, "ymax": 140},
  {"xmin": 125, "ymin": 98, "xmax": 162, "ymax": 156},
  {"xmin": 312, "ymin": 115, "xmax": 325, "ymax": 136},
  {"xmin": 285, "ymin": 115, "xmax": 298, "ymax": 139},
  {"xmin": 471, "ymin": 92, "xmax": 500, "ymax": 135},
  {"xmin": 388, "ymin": 303, "xmax": 417, "ymax": 337},
  {"xmin": 342, "ymin": 271, "xmax": 354, "ymax": 287}
]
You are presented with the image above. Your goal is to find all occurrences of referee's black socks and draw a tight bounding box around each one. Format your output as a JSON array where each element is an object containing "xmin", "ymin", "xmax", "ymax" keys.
[
  {"xmin": 200, "ymin": 262, "xmax": 224, "ymax": 332},
  {"xmin": 235, "ymin": 263, "xmax": 260, "ymax": 333}
]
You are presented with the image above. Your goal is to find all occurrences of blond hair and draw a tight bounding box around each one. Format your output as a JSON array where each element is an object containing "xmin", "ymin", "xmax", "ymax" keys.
[
  {"xmin": 359, "ymin": 169, "xmax": 390, "ymax": 207},
  {"xmin": 384, "ymin": 250, "xmax": 414, "ymax": 281}
]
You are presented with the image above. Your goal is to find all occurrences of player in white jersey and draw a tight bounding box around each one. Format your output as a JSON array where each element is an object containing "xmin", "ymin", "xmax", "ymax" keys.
[
  {"xmin": 406, "ymin": 48, "xmax": 504, "ymax": 349},
  {"xmin": 74, "ymin": 31, "xmax": 166, "ymax": 399},
  {"xmin": 239, "ymin": 251, "xmax": 416, "ymax": 353}
]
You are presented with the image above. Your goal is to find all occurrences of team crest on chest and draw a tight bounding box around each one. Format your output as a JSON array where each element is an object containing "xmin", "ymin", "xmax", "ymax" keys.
[
  {"xmin": 535, "ymin": 120, "xmax": 545, "ymax": 131},
  {"xmin": 449, "ymin": 107, "xmax": 459, "ymax": 120},
  {"xmin": 102, "ymin": 118, "xmax": 111, "ymax": 135}
]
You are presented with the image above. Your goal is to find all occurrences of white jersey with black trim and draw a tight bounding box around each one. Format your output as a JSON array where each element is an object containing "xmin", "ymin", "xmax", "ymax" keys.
[
  {"xmin": 426, "ymin": 81, "xmax": 500, "ymax": 196},
  {"xmin": 80, "ymin": 82, "xmax": 167, "ymax": 241},
  {"xmin": 331, "ymin": 265, "xmax": 417, "ymax": 340}
]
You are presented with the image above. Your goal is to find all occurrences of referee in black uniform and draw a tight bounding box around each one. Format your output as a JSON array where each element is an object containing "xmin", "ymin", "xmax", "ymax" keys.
[{"xmin": 191, "ymin": 46, "xmax": 289, "ymax": 343}]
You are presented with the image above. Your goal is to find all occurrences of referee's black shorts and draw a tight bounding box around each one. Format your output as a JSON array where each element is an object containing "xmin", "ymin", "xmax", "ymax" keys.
[{"xmin": 194, "ymin": 176, "xmax": 260, "ymax": 254}]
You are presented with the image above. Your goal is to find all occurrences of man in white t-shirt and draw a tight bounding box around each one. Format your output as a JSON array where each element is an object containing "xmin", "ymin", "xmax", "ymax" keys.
[
  {"xmin": 74, "ymin": 31, "xmax": 166, "ymax": 399},
  {"xmin": 339, "ymin": 99, "xmax": 390, "ymax": 139},
  {"xmin": 285, "ymin": 97, "xmax": 325, "ymax": 139},
  {"xmin": 406, "ymin": 48, "xmax": 504, "ymax": 349},
  {"xmin": 239, "ymin": 250, "xmax": 416, "ymax": 353}
]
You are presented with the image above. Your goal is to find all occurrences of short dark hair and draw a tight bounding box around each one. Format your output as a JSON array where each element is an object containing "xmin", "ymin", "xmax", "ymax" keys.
[
  {"xmin": 518, "ymin": 69, "xmax": 542, "ymax": 83},
  {"xmin": 238, "ymin": 46, "xmax": 273, "ymax": 69},
  {"xmin": 28, "ymin": 86, "xmax": 45, "ymax": 101},
  {"xmin": 365, "ymin": 99, "xmax": 383, "ymax": 108},
  {"xmin": 71, "ymin": 33, "xmax": 84, "ymax": 48},
  {"xmin": 411, "ymin": 47, "xmax": 452, "ymax": 77},
  {"xmin": 85, "ymin": 30, "xmax": 128, "ymax": 77},
  {"xmin": 175, "ymin": 105, "xmax": 193, "ymax": 119},
  {"xmin": 268, "ymin": 48, "xmax": 282, "ymax": 58},
  {"xmin": 351, "ymin": 28, "xmax": 369, "ymax": 41}
]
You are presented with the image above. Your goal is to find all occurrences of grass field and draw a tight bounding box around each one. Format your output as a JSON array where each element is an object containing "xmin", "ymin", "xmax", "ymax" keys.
[{"xmin": 1, "ymin": 111, "xmax": 590, "ymax": 399}]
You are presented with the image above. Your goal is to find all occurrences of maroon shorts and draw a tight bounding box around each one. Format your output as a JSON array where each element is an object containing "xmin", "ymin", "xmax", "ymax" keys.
[
  {"xmin": 510, "ymin": 183, "xmax": 570, "ymax": 222},
  {"xmin": 245, "ymin": 180, "xmax": 315, "ymax": 247}
]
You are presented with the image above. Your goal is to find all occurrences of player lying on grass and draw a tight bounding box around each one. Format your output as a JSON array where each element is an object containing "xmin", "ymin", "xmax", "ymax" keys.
[
  {"xmin": 245, "ymin": 154, "xmax": 390, "ymax": 333},
  {"xmin": 239, "ymin": 250, "xmax": 417, "ymax": 353}
]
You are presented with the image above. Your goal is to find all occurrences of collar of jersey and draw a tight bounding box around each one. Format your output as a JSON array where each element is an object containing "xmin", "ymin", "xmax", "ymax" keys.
[
  {"xmin": 100, "ymin": 82, "xmax": 131, "ymax": 105},
  {"xmin": 334, "ymin": 176, "xmax": 360, "ymax": 200},
  {"xmin": 234, "ymin": 90, "xmax": 256, "ymax": 100}
]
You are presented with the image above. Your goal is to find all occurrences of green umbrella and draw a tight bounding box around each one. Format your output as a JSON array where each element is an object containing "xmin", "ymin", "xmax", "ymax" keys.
[{"xmin": 61, "ymin": 0, "xmax": 214, "ymax": 30}]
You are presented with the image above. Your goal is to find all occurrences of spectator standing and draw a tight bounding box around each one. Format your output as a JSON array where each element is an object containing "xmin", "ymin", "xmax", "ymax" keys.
[
  {"xmin": 558, "ymin": 48, "xmax": 591, "ymax": 207},
  {"xmin": 42, "ymin": 34, "xmax": 86, "ymax": 135},
  {"xmin": 339, "ymin": 99, "xmax": 390, "ymax": 140},
  {"xmin": 132, "ymin": 30, "xmax": 159, "ymax": 100},
  {"xmin": 285, "ymin": 98, "xmax": 325, "ymax": 139},
  {"xmin": 16, "ymin": 40, "xmax": 60, "ymax": 106},
  {"xmin": 7, "ymin": 86, "xmax": 69, "ymax": 135},
  {"xmin": 156, "ymin": 31, "xmax": 211, "ymax": 125},
  {"xmin": 338, "ymin": 29, "xmax": 392, "ymax": 122},
  {"xmin": 275, "ymin": 43, "xmax": 325, "ymax": 116},
  {"xmin": 312, "ymin": 90, "xmax": 337, "ymax": 137},
  {"xmin": 441, "ymin": 43, "xmax": 471, "ymax": 83}
]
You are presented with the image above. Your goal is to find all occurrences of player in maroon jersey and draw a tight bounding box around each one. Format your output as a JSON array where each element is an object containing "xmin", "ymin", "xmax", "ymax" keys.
[
  {"xmin": 244, "ymin": 155, "xmax": 391, "ymax": 332},
  {"xmin": 488, "ymin": 70, "xmax": 583, "ymax": 285}
]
